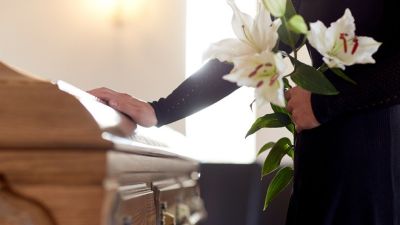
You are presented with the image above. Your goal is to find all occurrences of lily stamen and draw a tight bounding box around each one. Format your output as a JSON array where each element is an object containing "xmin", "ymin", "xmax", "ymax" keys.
[
  {"xmin": 256, "ymin": 81, "xmax": 264, "ymax": 88},
  {"xmin": 340, "ymin": 33, "xmax": 348, "ymax": 53},
  {"xmin": 352, "ymin": 36, "xmax": 359, "ymax": 55},
  {"xmin": 269, "ymin": 74, "xmax": 278, "ymax": 86},
  {"xmin": 248, "ymin": 64, "xmax": 263, "ymax": 77}
]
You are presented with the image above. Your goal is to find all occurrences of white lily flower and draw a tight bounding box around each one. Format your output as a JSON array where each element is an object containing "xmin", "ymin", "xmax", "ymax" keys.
[
  {"xmin": 203, "ymin": 0, "xmax": 282, "ymax": 62},
  {"xmin": 224, "ymin": 51, "xmax": 287, "ymax": 107},
  {"xmin": 307, "ymin": 9, "xmax": 381, "ymax": 70}
]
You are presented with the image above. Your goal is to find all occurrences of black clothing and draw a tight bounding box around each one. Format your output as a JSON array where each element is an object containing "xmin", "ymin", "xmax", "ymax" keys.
[
  {"xmin": 286, "ymin": 1, "xmax": 400, "ymax": 225},
  {"xmin": 150, "ymin": 59, "xmax": 236, "ymax": 126},
  {"xmin": 151, "ymin": 0, "xmax": 400, "ymax": 127},
  {"xmin": 150, "ymin": 0, "xmax": 400, "ymax": 224}
]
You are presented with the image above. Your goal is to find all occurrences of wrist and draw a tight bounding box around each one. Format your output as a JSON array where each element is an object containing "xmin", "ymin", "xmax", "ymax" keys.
[
  {"xmin": 142, "ymin": 102, "xmax": 158, "ymax": 127},
  {"xmin": 146, "ymin": 101, "xmax": 159, "ymax": 127}
]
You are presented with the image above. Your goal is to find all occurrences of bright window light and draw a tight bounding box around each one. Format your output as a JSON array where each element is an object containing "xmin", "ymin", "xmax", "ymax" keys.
[
  {"xmin": 185, "ymin": 0, "xmax": 256, "ymax": 163},
  {"xmin": 86, "ymin": 0, "xmax": 145, "ymax": 24}
]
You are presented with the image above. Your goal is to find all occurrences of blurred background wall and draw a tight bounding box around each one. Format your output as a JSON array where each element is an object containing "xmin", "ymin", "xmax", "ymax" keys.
[
  {"xmin": 0, "ymin": 1, "xmax": 300, "ymax": 224},
  {"xmin": 0, "ymin": 0, "xmax": 305, "ymax": 160},
  {"xmin": 0, "ymin": 0, "xmax": 187, "ymax": 132}
]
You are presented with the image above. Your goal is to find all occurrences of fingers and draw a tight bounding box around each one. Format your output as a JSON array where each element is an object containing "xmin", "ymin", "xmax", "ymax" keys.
[
  {"xmin": 108, "ymin": 93, "xmax": 132, "ymax": 109},
  {"xmin": 111, "ymin": 97, "xmax": 157, "ymax": 127},
  {"xmin": 88, "ymin": 87, "xmax": 120, "ymax": 103},
  {"xmin": 87, "ymin": 87, "xmax": 117, "ymax": 97},
  {"xmin": 109, "ymin": 96, "xmax": 137, "ymax": 118},
  {"xmin": 285, "ymin": 88, "xmax": 295, "ymax": 114},
  {"xmin": 284, "ymin": 89, "xmax": 292, "ymax": 101},
  {"xmin": 87, "ymin": 87, "xmax": 157, "ymax": 127},
  {"xmin": 286, "ymin": 101, "xmax": 294, "ymax": 114},
  {"xmin": 88, "ymin": 87, "xmax": 134, "ymax": 117},
  {"xmin": 284, "ymin": 87, "xmax": 320, "ymax": 133}
]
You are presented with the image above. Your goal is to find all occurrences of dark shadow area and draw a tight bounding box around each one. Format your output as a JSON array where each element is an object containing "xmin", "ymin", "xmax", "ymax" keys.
[{"xmin": 198, "ymin": 163, "xmax": 292, "ymax": 225}]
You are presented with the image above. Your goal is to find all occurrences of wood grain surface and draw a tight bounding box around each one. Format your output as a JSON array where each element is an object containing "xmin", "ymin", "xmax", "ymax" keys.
[
  {"xmin": 12, "ymin": 184, "xmax": 105, "ymax": 225},
  {"xmin": 0, "ymin": 149, "xmax": 107, "ymax": 185},
  {"xmin": 0, "ymin": 62, "xmax": 112, "ymax": 149},
  {"xmin": 0, "ymin": 61, "xmax": 202, "ymax": 225}
]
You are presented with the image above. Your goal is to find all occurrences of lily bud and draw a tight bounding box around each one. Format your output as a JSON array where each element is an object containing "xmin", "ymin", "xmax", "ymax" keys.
[
  {"xmin": 262, "ymin": 0, "xmax": 287, "ymax": 18},
  {"xmin": 288, "ymin": 15, "xmax": 308, "ymax": 34}
]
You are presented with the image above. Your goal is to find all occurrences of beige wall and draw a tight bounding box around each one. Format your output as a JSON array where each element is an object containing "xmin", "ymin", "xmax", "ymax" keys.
[
  {"xmin": 0, "ymin": 0, "xmax": 311, "ymax": 162},
  {"xmin": 0, "ymin": 0, "xmax": 186, "ymax": 132}
]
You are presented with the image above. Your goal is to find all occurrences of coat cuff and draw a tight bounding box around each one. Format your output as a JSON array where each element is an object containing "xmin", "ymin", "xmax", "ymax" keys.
[{"xmin": 310, "ymin": 94, "xmax": 335, "ymax": 124}]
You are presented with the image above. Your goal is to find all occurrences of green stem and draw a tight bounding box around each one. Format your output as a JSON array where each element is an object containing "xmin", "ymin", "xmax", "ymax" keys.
[
  {"xmin": 318, "ymin": 63, "xmax": 329, "ymax": 72},
  {"xmin": 282, "ymin": 16, "xmax": 297, "ymax": 59},
  {"xmin": 295, "ymin": 35, "xmax": 308, "ymax": 52}
]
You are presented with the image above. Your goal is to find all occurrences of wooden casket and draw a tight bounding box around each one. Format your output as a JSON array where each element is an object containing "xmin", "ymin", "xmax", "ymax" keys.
[{"xmin": 0, "ymin": 62, "xmax": 205, "ymax": 225}]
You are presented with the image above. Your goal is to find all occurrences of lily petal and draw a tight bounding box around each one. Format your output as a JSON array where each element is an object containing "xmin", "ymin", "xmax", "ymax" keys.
[
  {"xmin": 227, "ymin": 0, "xmax": 254, "ymax": 45},
  {"xmin": 273, "ymin": 52, "xmax": 287, "ymax": 76},
  {"xmin": 203, "ymin": 38, "xmax": 255, "ymax": 62},
  {"xmin": 340, "ymin": 36, "xmax": 382, "ymax": 65},
  {"xmin": 251, "ymin": 3, "xmax": 281, "ymax": 51},
  {"xmin": 327, "ymin": 8, "xmax": 355, "ymax": 41},
  {"xmin": 223, "ymin": 51, "xmax": 286, "ymax": 106},
  {"xmin": 256, "ymin": 52, "xmax": 286, "ymax": 107},
  {"xmin": 255, "ymin": 78, "xmax": 285, "ymax": 107},
  {"xmin": 322, "ymin": 55, "xmax": 346, "ymax": 70},
  {"xmin": 323, "ymin": 36, "xmax": 381, "ymax": 69},
  {"xmin": 308, "ymin": 21, "xmax": 331, "ymax": 55}
]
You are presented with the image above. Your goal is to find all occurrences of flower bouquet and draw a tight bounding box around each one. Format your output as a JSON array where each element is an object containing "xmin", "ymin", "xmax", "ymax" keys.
[{"xmin": 203, "ymin": 0, "xmax": 381, "ymax": 209}]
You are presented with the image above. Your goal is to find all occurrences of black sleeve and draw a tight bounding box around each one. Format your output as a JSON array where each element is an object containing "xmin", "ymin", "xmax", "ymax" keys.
[
  {"xmin": 311, "ymin": 50, "xmax": 400, "ymax": 124},
  {"xmin": 149, "ymin": 59, "xmax": 238, "ymax": 127}
]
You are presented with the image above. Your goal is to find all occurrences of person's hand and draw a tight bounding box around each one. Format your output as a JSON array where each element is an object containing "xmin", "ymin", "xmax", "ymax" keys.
[
  {"xmin": 88, "ymin": 87, "xmax": 157, "ymax": 127},
  {"xmin": 285, "ymin": 87, "xmax": 320, "ymax": 133}
]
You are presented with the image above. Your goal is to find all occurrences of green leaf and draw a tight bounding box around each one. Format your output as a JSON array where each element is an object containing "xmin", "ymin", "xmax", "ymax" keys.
[
  {"xmin": 330, "ymin": 68, "xmax": 357, "ymax": 85},
  {"xmin": 288, "ymin": 15, "xmax": 308, "ymax": 34},
  {"xmin": 278, "ymin": 23, "xmax": 299, "ymax": 49},
  {"xmin": 270, "ymin": 104, "xmax": 295, "ymax": 133},
  {"xmin": 246, "ymin": 113, "xmax": 292, "ymax": 138},
  {"xmin": 295, "ymin": 35, "xmax": 308, "ymax": 52},
  {"xmin": 286, "ymin": 123, "xmax": 295, "ymax": 134},
  {"xmin": 277, "ymin": 0, "xmax": 299, "ymax": 48},
  {"xmin": 287, "ymin": 147, "xmax": 295, "ymax": 159},
  {"xmin": 289, "ymin": 56, "xmax": 339, "ymax": 95},
  {"xmin": 271, "ymin": 103, "xmax": 288, "ymax": 115},
  {"xmin": 283, "ymin": 77, "xmax": 292, "ymax": 89},
  {"xmin": 284, "ymin": 0, "xmax": 297, "ymax": 17},
  {"xmin": 264, "ymin": 167, "xmax": 294, "ymax": 210},
  {"xmin": 262, "ymin": 0, "xmax": 287, "ymax": 17},
  {"xmin": 262, "ymin": 137, "xmax": 292, "ymax": 176},
  {"xmin": 257, "ymin": 142, "xmax": 276, "ymax": 156}
]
